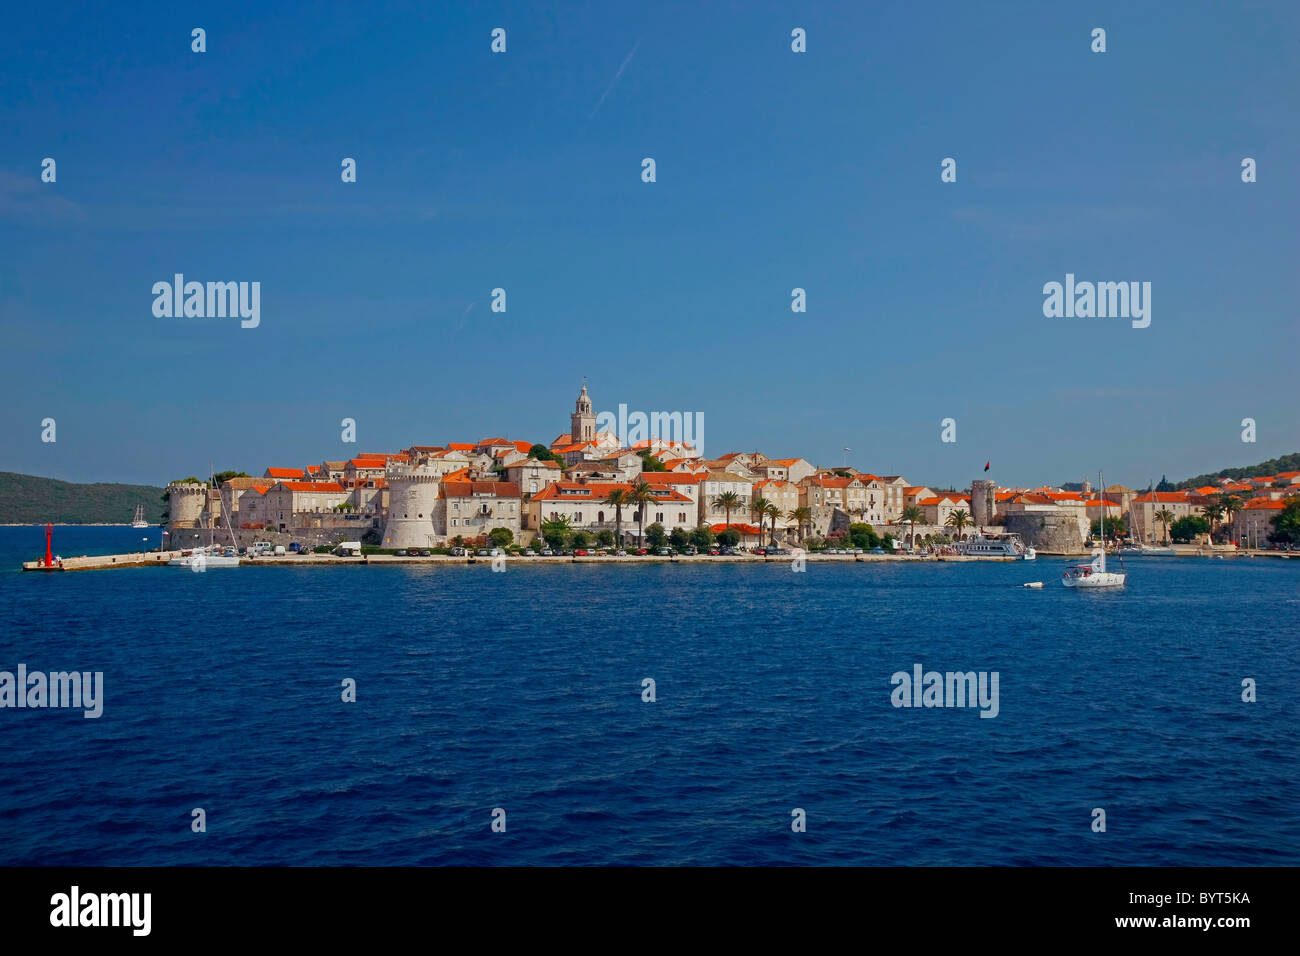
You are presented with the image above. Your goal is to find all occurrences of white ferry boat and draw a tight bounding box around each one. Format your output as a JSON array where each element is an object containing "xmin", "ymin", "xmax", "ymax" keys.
[{"xmin": 956, "ymin": 534, "xmax": 1035, "ymax": 560}]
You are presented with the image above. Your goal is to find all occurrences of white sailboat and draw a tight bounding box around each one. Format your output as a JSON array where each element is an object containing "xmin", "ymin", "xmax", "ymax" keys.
[
  {"xmin": 168, "ymin": 545, "xmax": 241, "ymax": 569},
  {"xmin": 1064, "ymin": 471, "xmax": 1126, "ymax": 588},
  {"xmin": 131, "ymin": 504, "xmax": 149, "ymax": 529},
  {"xmin": 168, "ymin": 468, "xmax": 242, "ymax": 568}
]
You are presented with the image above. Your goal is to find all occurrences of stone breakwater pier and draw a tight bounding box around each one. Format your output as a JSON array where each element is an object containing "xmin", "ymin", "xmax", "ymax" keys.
[
  {"xmin": 21, "ymin": 550, "xmax": 185, "ymax": 572},
  {"xmin": 20, "ymin": 551, "xmax": 996, "ymax": 571},
  {"xmin": 21, "ymin": 549, "xmax": 1293, "ymax": 572}
]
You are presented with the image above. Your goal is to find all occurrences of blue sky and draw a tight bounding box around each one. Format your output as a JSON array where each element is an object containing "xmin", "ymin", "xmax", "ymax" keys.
[{"xmin": 2, "ymin": 0, "xmax": 1296, "ymax": 490}]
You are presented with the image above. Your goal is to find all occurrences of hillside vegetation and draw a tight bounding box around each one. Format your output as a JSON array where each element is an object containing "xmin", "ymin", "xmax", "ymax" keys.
[
  {"xmin": 0, "ymin": 472, "xmax": 166, "ymax": 524},
  {"xmin": 1176, "ymin": 452, "xmax": 1300, "ymax": 490}
]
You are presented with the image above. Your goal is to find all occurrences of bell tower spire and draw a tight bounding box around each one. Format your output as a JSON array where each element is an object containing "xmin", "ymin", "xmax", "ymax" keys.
[{"xmin": 571, "ymin": 381, "xmax": 595, "ymax": 443}]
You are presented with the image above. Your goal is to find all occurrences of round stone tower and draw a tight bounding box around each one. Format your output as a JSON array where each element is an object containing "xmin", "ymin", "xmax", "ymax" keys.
[
  {"xmin": 381, "ymin": 465, "xmax": 440, "ymax": 549},
  {"xmin": 971, "ymin": 479, "xmax": 997, "ymax": 529},
  {"xmin": 166, "ymin": 481, "xmax": 207, "ymax": 529}
]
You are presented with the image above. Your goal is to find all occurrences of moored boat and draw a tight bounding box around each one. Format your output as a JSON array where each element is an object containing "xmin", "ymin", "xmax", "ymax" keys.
[
  {"xmin": 168, "ymin": 546, "xmax": 240, "ymax": 568},
  {"xmin": 957, "ymin": 533, "xmax": 1035, "ymax": 560}
]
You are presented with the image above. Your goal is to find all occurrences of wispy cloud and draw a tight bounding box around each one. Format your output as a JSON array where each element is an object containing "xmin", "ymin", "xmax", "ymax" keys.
[
  {"xmin": 588, "ymin": 38, "xmax": 641, "ymax": 120},
  {"xmin": 0, "ymin": 170, "xmax": 86, "ymax": 224}
]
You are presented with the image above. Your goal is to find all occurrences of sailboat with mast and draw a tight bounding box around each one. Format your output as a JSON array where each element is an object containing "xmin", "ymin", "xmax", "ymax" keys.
[
  {"xmin": 1063, "ymin": 470, "xmax": 1127, "ymax": 588},
  {"xmin": 168, "ymin": 468, "xmax": 241, "ymax": 568},
  {"xmin": 1121, "ymin": 478, "xmax": 1176, "ymax": 555},
  {"xmin": 131, "ymin": 504, "xmax": 149, "ymax": 528}
]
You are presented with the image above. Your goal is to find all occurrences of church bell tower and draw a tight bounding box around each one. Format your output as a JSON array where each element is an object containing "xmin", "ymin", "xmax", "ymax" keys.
[{"xmin": 571, "ymin": 383, "xmax": 595, "ymax": 443}]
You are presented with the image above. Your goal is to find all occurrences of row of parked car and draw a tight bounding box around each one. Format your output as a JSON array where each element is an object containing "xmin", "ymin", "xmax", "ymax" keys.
[{"xmin": 379, "ymin": 545, "xmax": 888, "ymax": 558}]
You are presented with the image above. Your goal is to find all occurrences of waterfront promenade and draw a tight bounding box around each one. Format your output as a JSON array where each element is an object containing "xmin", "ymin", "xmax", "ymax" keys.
[{"xmin": 20, "ymin": 547, "xmax": 1295, "ymax": 572}]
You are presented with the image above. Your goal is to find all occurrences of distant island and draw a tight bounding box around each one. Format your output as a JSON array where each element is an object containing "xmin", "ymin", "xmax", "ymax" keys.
[{"xmin": 0, "ymin": 472, "xmax": 164, "ymax": 525}]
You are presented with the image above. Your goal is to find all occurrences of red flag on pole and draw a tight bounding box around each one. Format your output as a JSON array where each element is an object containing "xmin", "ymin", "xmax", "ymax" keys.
[{"xmin": 984, "ymin": 462, "xmax": 990, "ymax": 472}]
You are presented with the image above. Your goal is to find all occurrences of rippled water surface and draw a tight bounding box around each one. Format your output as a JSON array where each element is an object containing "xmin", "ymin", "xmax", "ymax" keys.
[{"xmin": 2, "ymin": 526, "xmax": 1297, "ymax": 865}]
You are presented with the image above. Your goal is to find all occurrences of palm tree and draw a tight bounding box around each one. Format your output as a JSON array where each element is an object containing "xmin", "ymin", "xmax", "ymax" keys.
[
  {"xmin": 788, "ymin": 506, "xmax": 811, "ymax": 541},
  {"xmin": 945, "ymin": 508, "xmax": 971, "ymax": 542},
  {"xmin": 1221, "ymin": 495, "xmax": 1244, "ymax": 540},
  {"xmin": 627, "ymin": 480, "xmax": 655, "ymax": 547},
  {"xmin": 750, "ymin": 496, "xmax": 771, "ymax": 544},
  {"xmin": 1154, "ymin": 507, "xmax": 1176, "ymax": 545},
  {"xmin": 603, "ymin": 487, "xmax": 629, "ymax": 546},
  {"xmin": 713, "ymin": 491, "xmax": 741, "ymax": 528},
  {"xmin": 764, "ymin": 502, "xmax": 781, "ymax": 544},
  {"xmin": 1202, "ymin": 502, "xmax": 1224, "ymax": 539},
  {"xmin": 900, "ymin": 505, "xmax": 924, "ymax": 551}
]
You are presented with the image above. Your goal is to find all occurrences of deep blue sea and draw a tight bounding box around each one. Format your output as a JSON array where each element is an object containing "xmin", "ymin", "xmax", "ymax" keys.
[{"xmin": 2, "ymin": 525, "xmax": 1298, "ymax": 866}]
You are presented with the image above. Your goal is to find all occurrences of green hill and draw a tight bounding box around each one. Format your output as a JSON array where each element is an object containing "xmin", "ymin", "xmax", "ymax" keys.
[
  {"xmin": 0, "ymin": 472, "xmax": 167, "ymax": 525},
  {"xmin": 1176, "ymin": 452, "xmax": 1300, "ymax": 491}
]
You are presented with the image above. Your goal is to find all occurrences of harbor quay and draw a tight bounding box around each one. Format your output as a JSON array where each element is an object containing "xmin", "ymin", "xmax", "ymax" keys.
[{"xmin": 30, "ymin": 387, "xmax": 1300, "ymax": 571}]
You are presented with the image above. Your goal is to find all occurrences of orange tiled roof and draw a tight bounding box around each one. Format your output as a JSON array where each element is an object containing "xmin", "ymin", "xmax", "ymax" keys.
[
  {"xmin": 808, "ymin": 476, "xmax": 852, "ymax": 488},
  {"xmin": 441, "ymin": 480, "xmax": 521, "ymax": 498},
  {"xmin": 532, "ymin": 481, "xmax": 692, "ymax": 503},
  {"xmin": 639, "ymin": 472, "xmax": 703, "ymax": 485},
  {"xmin": 1134, "ymin": 491, "xmax": 1193, "ymax": 503},
  {"xmin": 709, "ymin": 522, "xmax": 763, "ymax": 534},
  {"xmin": 1242, "ymin": 497, "xmax": 1288, "ymax": 510},
  {"xmin": 278, "ymin": 481, "xmax": 346, "ymax": 492},
  {"xmin": 265, "ymin": 467, "xmax": 304, "ymax": 478}
]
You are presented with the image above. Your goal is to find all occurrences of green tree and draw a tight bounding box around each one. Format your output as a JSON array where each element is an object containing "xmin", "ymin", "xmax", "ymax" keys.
[
  {"xmin": 541, "ymin": 516, "xmax": 571, "ymax": 550},
  {"xmin": 213, "ymin": 470, "xmax": 250, "ymax": 485},
  {"xmin": 596, "ymin": 529, "xmax": 615, "ymax": 548},
  {"xmin": 488, "ymin": 527, "xmax": 514, "ymax": 548},
  {"xmin": 712, "ymin": 491, "xmax": 741, "ymax": 528},
  {"xmin": 638, "ymin": 452, "xmax": 668, "ymax": 472},
  {"xmin": 945, "ymin": 508, "xmax": 971, "ymax": 540},
  {"xmin": 627, "ymin": 480, "xmax": 655, "ymax": 547},
  {"xmin": 848, "ymin": 523, "xmax": 880, "ymax": 549},
  {"xmin": 528, "ymin": 444, "xmax": 564, "ymax": 465},
  {"xmin": 764, "ymin": 502, "xmax": 781, "ymax": 544},
  {"xmin": 1201, "ymin": 502, "xmax": 1224, "ymax": 535},
  {"xmin": 1221, "ymin": 495, "xmax": 1244, "ymax": 536},
  {"xmin": 690, "ymin": 524, "xmax": 715, "ymax": 549},
  {"xmin": 646, "ymin": 522, "xmax": 667, "ymax": 548},
  {"xmin": 1154, "ymin": 507, "xmax": 1177, "ymax": 545},
  {"xmin": 1268, "ymin": 497, "xmax": 1300, "ymax": 545},
  {"xmin": 750, "ymin": 496, "xmax": 771, "ymax": 544},
  {"xmin": 602, "ymin": 487, "xmax": 629, "ymax": 546},
  {"xmin": 900, "ymin": 505, "xmax": 924, "ymax": 550},
  {"xmin": 1089, "ymin": 515, "xmax": 1128, "ymax": 538},
  {"xmin": 788, "ymin": 506, "xmax": 811, "ymax": 540},
  {"xmin": 1170, "ymin": 515, "xmax": 1210, "ymax": 543},
  {"xmin": 717, "ymin": 528, "xmax": 740, "ymax": 547},
  {"xmin": 572, "ymin": 530, "xmax": 591, "ymax": 548}
]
